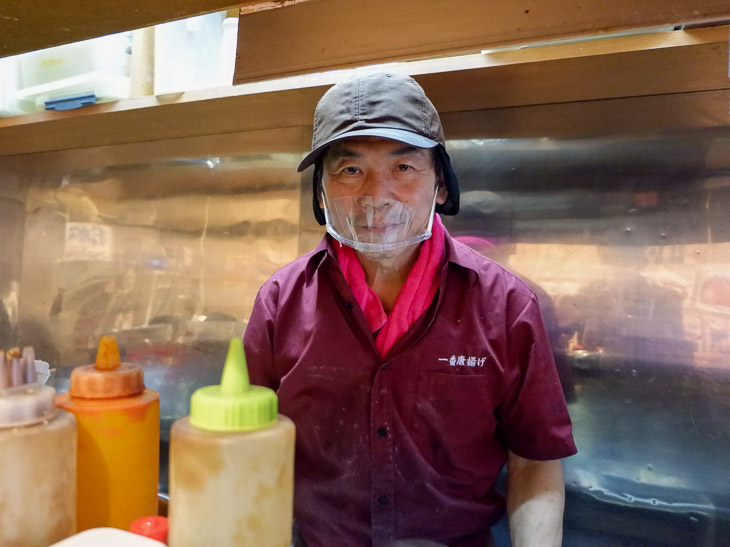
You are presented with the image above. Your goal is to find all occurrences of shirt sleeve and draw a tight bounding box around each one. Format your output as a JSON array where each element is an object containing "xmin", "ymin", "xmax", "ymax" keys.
[
  {"xmin": 497, "ymin": 293, "xmax": 577, "ymax": 461},
  {"xmin": 243, "ymin": 283, "xmax": 281, "ymax": 391}
]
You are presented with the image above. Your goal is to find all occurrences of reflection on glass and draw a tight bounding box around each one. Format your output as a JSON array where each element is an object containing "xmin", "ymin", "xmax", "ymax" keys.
[
  {"xmin": 454, "ymin": 233, "xmax": 576, "ymax": 402},
  {"xmin": 443, "ymin": 133, "xmax": 730, "ymax": 544},
  {"xmin": 7, "ymin": 147, "xmax": 302, "ymax": 493}
]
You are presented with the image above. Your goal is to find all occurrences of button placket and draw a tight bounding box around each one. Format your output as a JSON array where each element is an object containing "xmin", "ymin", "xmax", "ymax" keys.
[{"xmin": 370, "ymin": 361, "xmax": 395, "ymax": 544}]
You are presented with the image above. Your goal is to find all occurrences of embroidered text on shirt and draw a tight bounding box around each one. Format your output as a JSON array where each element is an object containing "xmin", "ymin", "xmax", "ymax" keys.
[{"xmin": 438, "ymin": 356, "xmax": 487, "ymax": 367}]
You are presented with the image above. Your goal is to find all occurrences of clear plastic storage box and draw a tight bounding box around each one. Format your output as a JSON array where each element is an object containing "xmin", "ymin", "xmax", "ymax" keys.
[
  {"xmin": 14, "ymin": 32, "xmax": 132, "ymax": 111},
  {"xmin": 0, "ymin": 56, "xmax": 36, "ymax": 117},
  {"xmin": 154, "ymin": 12, "xmax": 235, "ymax": 95}
]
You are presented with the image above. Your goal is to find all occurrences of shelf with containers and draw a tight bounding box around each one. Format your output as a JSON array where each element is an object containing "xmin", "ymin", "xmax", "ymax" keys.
[
  {"xmin": 0, "ymin": 24, "xmax": 728, "ymax": 159},
  {"xmin": 0, "ymin": 10, "xmax": 239, "ymax": 119}
]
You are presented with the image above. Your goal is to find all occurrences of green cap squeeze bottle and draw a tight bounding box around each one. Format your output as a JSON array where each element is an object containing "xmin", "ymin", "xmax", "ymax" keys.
[{"xmin": 168, "ymin": 338, "xmax": 295, "ymax": 547}]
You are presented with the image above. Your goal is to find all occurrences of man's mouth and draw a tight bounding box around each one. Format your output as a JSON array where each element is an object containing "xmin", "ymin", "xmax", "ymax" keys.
[{"xmin": 357, "ymin": 223, "xmax": 399, "ymax": 232}]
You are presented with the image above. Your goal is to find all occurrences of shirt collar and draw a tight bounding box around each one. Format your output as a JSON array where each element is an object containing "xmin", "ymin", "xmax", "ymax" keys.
[
  {"xmin": 304, "ymin": 234, "xmax": 336, "ymax": 284},
  {"xmin": 443, "ymin": 228, "xmax": 486, "ymax": 282}
]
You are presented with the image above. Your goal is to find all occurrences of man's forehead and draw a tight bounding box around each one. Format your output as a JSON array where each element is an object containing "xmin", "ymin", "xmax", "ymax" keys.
[{"xmin": 324, "ymin": 137, "xmax": 431, "ymax": 159}]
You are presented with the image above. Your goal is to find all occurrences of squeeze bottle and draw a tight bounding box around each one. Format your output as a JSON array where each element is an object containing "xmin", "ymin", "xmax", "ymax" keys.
[
  {"xmin": 0, "ymin": 347, "xmax": 77, "ymax": 546},
  {"xmin": 168, "ymin": 338, "xmax": 295, "ymax": 547},
  {"xmin": 50, "ymin": 527, "xmax": 166, "ymax": 546},
  {"xmin": 130, "ymin": 515, "xmax": 169, "ymax": 544},
  {"xmin": 56, "ymin": 335, "xmax": 160, "ymax": 531}
]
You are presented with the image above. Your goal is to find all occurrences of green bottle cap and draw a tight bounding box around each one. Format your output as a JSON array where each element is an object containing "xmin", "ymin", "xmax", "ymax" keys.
[{"xmin": 189, "ymin": 338, "xmax": 277, "ymax": 432}]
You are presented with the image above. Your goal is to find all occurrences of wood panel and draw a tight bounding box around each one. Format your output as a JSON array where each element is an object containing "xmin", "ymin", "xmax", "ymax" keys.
[
  {"xmin": 418, "ymin": 30, "xmax": 729, "ymax": 114},
  {"xmin": 0, "ymin": 86, "xmax": 325, "ymax": 157},
  {"xmin": 442, "ymin": 90, "xmax": 730, "ymax": 140},
  {"xmin": 0, "ymin": 0, "xmax": 270, "ymax": 57},
  {"xmin": 234, "ymin": 0, "xmax": 730, "ymax": 83}
]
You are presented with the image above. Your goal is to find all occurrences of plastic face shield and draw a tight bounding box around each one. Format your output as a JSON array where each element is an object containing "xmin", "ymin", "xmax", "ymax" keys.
[{"xmin": 322, "ymin": 191, "xmax": 438, "ymax": 255}]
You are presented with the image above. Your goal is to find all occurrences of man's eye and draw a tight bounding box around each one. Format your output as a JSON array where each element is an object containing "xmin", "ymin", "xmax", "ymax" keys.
[
  {"xmin": 342, "ymin": 166, "xmax": 360, "ymax": 175},
  {"xmin": 396, "ymin": 164, "xmax": 413, "ymax": 172}
]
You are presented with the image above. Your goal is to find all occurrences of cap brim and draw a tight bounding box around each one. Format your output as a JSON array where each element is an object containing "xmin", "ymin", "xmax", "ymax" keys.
[{"xmin": 296, "ymin": 128, "xmax": 439, "ymax": 172}]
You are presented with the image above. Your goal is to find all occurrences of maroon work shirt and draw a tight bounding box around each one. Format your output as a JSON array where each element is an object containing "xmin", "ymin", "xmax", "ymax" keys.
[{"xmin": 244, "ymin": 229, "xmax": 576, "ymax": 546}]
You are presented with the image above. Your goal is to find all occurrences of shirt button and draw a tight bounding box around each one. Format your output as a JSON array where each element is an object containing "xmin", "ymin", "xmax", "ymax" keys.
[
  {"xmin": 345, "ymin": 301, "xmax": 354, "ymax": 309},
  {"xmin": 377, "ymin": 495, "xmax": 388, "ymax": 506},
  {"xmin": 376, "ymin": 426, "xmax": 388, "ymax": 438}
]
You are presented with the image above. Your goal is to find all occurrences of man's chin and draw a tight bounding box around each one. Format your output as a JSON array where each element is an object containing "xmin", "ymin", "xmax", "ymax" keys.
[
  {"xmin": 358, "ymin": 249, "xmax": 398, "ymax": 261},
  {"xmin": 355, "ymin": 242, "xmax": 418, "ymax": 263}
]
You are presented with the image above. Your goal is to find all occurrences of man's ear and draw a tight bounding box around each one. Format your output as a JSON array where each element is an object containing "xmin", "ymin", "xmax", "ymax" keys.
[{"xmin": 436, "ymin": 181, "xmax": 448, "ymax": 206}]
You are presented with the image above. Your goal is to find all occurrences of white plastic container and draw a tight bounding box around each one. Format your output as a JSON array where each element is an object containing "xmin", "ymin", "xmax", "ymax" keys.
[
  {"xmin": 218, "ymin": 17, "xmax": 240, "ymax": 86},
  {"xmin": 15, "ymin": 32, "xmax": 132, "ymax": 110},
  {"xmin": 154, "ymin": 12, "xmax": 229, "ymax": 95},
  {"xmin": 0, "ymin": 56, "xmax": 36, "ymax": 116},
  {"xmin": 50, "ymin": 528, "xmax": 166, "ymax": 546},
  {"xmin": 0, "ymin": 347, "xmax": 77, "ymax": 546}
]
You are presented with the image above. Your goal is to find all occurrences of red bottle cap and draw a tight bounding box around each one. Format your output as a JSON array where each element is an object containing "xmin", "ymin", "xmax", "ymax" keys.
[{"xmin": 130, "ymin": 515, "xmax": 169, "ymax": 544}]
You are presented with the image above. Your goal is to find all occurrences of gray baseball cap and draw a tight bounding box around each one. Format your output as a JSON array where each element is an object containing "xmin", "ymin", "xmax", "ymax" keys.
[{"xmin": 297, "ymin": 72, "xmax": 445, "ymax": 172}]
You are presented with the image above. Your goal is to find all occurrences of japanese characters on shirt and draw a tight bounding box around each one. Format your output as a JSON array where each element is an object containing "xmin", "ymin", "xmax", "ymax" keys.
[{"xmin": 438, "ymin": 355, "xmax": 488, "ymax": 368}]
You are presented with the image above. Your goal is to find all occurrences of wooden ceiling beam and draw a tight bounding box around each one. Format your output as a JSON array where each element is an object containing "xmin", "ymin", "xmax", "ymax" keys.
[
  {"xmin": 0, "ymin": 0, "xmax": 278, "ymax": 57},
  {"xmin": 234, "ymin": 0, "xmax": 730, "ymax": 83}
]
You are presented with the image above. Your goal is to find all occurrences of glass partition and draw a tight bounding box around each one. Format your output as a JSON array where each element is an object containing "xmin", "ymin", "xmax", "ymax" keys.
[{"xmin": 1, "ymin": 123, "xmax": 728, "ymax": 544}]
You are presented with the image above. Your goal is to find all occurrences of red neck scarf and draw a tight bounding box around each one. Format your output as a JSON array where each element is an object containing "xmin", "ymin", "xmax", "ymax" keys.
[{"xmin": 333, "ymin": 215, "xmax": 445, "ymax": 357}]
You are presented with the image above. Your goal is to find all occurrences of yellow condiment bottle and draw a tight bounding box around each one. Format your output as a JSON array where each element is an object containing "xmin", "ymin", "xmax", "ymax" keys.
[
  {"xmin": 168, "ymin": 338, "xmax": 295, "ymax": 547},
  {"xmin": 56, "ymin": 336, "xmax": 160, "ymax": 531}
]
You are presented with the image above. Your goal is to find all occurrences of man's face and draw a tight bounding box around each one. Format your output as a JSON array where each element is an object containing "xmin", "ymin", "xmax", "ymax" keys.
[{"xmin": 321, "ymin": 137, "xmax": 446, "ymax": 245}]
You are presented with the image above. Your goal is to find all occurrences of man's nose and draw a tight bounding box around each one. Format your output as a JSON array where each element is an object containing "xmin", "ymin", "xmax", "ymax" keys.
[
  {"xmin": 358, "ymin": 197, "xmax": 390, "ymax": 212},
  {"xmin": 361, "ymin": 169, "xmax": 393, "ymax": 198}
]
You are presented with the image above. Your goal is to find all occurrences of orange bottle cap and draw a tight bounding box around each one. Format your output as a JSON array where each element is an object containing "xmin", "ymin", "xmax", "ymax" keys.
[{"xmin": 69, "ymin": 336, "xmax": 145, "ymax": 399}]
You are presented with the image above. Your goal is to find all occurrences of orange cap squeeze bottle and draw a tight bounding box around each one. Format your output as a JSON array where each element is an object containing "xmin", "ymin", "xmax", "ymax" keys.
[{"xmin": 56, "ymin": 335, "xmax": 160, "ymax": 532}]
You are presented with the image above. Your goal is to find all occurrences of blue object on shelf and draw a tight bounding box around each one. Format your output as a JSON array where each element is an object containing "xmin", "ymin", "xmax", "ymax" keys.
[{"xmin": 45, "ymin": 93, "xmax": 97, "ymax": 111}]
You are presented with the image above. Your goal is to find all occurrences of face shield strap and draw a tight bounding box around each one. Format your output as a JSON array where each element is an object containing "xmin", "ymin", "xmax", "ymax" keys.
[{"xmin": 322, "ymin": 189, "xmax": 438, "ymax": 255}]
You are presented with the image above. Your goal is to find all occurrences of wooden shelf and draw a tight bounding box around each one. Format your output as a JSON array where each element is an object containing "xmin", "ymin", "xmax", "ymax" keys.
[
  {"xmin": 0, "ymin": 0, "xmax": 267, "ymax": 57},
  {"xmin": 0, "ymin": 26, "xmax": 728, "ymax": 159}
]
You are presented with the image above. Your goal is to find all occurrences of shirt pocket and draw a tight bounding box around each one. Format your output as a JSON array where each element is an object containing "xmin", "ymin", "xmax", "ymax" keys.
[{"xmin": 410, "ymin": 370, "xmax": 500, "ymax": 483}]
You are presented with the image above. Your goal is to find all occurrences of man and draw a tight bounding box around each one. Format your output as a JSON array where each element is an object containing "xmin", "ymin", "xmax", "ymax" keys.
[{"xmin": 244, "ymin": 71, "xmax": 576, "ymax": 546}]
